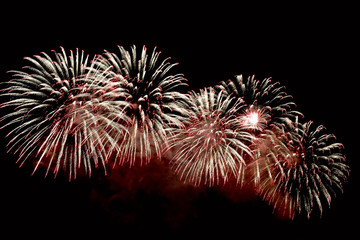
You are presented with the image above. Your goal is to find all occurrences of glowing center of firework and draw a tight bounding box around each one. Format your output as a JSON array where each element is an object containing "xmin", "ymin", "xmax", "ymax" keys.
[{"xmin": 244, "ymin": 112, "xmax": 259, "ymax": 127}]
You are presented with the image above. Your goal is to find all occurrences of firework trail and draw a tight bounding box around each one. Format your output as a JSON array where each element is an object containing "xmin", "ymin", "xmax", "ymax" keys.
[
  {"xmin": 257, "ymin": 121, "xmax": 349, "ymax": 219},
  {"xmin": 0, "ymin": 47, "xmax": 127, "ymax": 179},
  {"xmin": 92, "ymin": 45, "xmax": 188, "ymax": 166},
  {"xmin": 166, "ymin": 87, "xmax": 254, "ymax": 186},
  {"xmin": 218, "ymin": 75, "xmax": 303, "ymax": 184}
]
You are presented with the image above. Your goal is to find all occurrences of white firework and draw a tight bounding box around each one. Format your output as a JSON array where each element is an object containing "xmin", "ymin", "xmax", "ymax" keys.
[
  {"xmin": 257, "ymin": 121, "xmax": 349, "ymax": 219},
  {"xmin": 166, "ymin": 87, "xmax": 254, "ymax": 186},
  {"xmin": 218, "ymin": 75, "xmax": 303, "ymax": 184},
  {"xmin": 0, "ymin": 47, "xmax": 127, "ymax": 179},
  {"xmin": 92, "ymin": 45, "xmax": 188, "ymax": 166},
  {"xmin": 218, "ymin": 74, "xmax": 303, "ymax": 129}
]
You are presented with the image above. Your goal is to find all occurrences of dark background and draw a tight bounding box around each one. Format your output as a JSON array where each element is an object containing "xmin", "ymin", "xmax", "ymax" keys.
[{"xmin": 0, "ymin": 3, "xmax": 358, "ymax": 239}]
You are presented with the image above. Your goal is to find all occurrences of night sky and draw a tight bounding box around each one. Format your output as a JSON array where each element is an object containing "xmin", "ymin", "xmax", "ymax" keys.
[{"xmin": 1, "ymin": 4, "xmax": 358, "ymax": 239}]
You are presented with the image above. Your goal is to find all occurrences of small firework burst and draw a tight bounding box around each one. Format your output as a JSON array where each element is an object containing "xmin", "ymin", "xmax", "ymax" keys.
[
  {"xmin": 93, "ymin": 45, "xmax": 188, "ymax": 166},
  {"xmin": 166, "ymin": 87, "xmax": 254, "ymax": 186},
  {"xmin": 0, "ymin": 47, "xmax": 126, "ymax": 179},
  {"xmin": 257, "ymin": 121, "xmax": 349, "ymax": 219}
]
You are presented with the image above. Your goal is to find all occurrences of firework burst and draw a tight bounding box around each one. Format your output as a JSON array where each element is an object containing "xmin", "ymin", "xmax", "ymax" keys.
[
  {"xmin": 257, "ymin": 121, "xmax": 349, "ymax": 219},
  {"xmin": 218, "ymin": 74, "xmax": 303, "ymax": 127},
  {"xmin": 166, "ymin": 87, "xmax": 254, "ymax": 186},
  {"xmin": 92, "ymin": 45, "xmax": 188, "ymax": 166},
  {"xmin": 218, "ymin": 75, "xmax": 303, "ymax": 184},
  {"xmin": 0, "ymin": 47, "xmax": 127, "ymax": 179}
]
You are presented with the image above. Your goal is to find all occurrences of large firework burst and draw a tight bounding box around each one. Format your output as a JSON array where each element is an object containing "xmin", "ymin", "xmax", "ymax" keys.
[
  {"xmin": 92, "ymin": 45, "xmax": 188, "ymax": 166},
  {"xmin": 218, "ymin": 75, "xmax": 303, "ymax": 184},
  {"xmin": 0, "ymin": 47, "xmax": 127, "ymax": 179},
  {"xmin": 257, "ymin": 121, "xmax": 349, "ymax": 219},
  {"xmin": 166, "ymin": 87, "xmax": 254, "ymax": 186}
]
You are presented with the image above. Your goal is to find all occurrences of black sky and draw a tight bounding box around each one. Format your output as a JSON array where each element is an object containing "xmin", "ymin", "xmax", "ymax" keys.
[{"xmin": 0, "ymin": 3, "xmax": 358, "ymax": 239}]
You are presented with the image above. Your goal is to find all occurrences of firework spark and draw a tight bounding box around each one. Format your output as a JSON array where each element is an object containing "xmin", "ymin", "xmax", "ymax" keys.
[
  {"xmin": 0, "ymin": 47, "xmax": 127, "ymax": 179},
  {"xmin": 92, "ymin": 45, "xmax": 188, "ymax": 166},
  {"xmin": 166, "ymin": 87, "xmax": 254, "ymax": 186},
  {"xmin": 240, "ymin": 105, "xmax": 270, "ymax": 131},
  {"xmin": 257, "ymin": 121, "xmax": 349, "ymax": 219}
]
